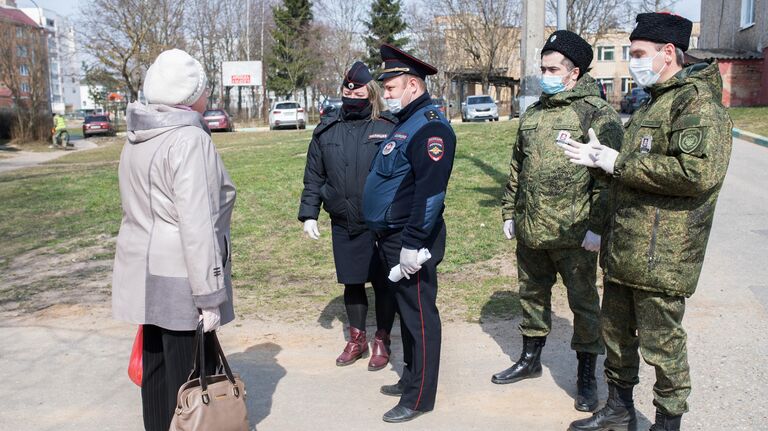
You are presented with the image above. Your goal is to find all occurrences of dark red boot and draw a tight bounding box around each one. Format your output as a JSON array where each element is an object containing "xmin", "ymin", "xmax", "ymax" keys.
[
  {"xmin": 336, "ymin": 327, "xmax": 368, "ymax": 366},
  {"xmin": 368, "ymin": 329, "xmax": 391, "ymax": 371}
]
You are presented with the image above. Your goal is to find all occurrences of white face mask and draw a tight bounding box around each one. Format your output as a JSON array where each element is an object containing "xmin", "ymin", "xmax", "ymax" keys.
[
  {"xmin": 386, "ymin": 84, "xmax": 413, "ymax": 114},
  {"xmin": 629, "ymin": 50, "xmax": 667, "ymax": 88}
]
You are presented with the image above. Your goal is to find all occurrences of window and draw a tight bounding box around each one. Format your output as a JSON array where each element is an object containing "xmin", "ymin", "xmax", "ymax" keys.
[
  {"xmin": 622, "ymin": 46, "xmax": 631, "ymax": 61},
  {"xmin": 19, "ymin": 65, "xmax": 29, "ymax": 76},
  {"xmin": 741, "ymin": 0, "xmax": 755, "ymax": 28},
  {"xmin": 21, "ymin": 83, "xmax": 30, "ymax": 93},
  {"xmin": 621, "ymin": 77, "xmax": 634, "ymax": 94},
  {"xmin": 17, "ymin": 46, "xmax": 28, "ymax": 57},
  {"xmin": 597, "ymin": 46, "xmax": 615, "ymax": 61},
  {"xmin": 46, "ymin": 18, "xmax": 55, "ymax": 27},
  {"xmin": 16, "ymin": 27, "xmax": 23, "ymax": 38},
  {"xmin": 596, "ymin": 78, "xmax": 614, "ymax": 96}
]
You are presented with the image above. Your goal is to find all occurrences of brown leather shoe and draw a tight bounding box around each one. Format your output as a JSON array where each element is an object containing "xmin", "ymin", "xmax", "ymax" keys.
[
  {"xmin": 336, "ymin": 327, "xmax": 368, "ymax": 366},
  {"xmin": 368, "ymin": 329, "xmax": 391, "ymax": 371}
]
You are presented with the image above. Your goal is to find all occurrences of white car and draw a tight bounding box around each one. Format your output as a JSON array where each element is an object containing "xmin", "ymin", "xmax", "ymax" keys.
[
  {"xmin": 461, "ymin": 95, "xmax": 499, "ymax": 122},
  {"xmin": 269, "ymin": 101, "xmax": 306, "ymax": 130}
]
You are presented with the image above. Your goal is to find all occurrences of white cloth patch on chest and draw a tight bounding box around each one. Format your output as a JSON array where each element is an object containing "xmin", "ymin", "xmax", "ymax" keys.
[{"xmin": 640, "ymin": 135, "xmax": 653, "ymax": 153}]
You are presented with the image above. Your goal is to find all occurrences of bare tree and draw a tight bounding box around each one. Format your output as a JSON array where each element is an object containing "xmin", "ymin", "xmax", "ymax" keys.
[
  {"xmin": 546, "ymin": 0, "xmax": 624, "ymax": 45},
  {"xmin": 433, "ymin": 0, "xmax": 521, "ymax": 93},
  {"xmin": 78, "ymin": 0, "xmax": 188, "ymax": 101},
  {"xmin": 635, "ymin": 0, "xmax": 678, "ymax": 13},
  {"xmin": 0, "ymin": 23, "xmax": 51, "ymax": 143},
  {"xmin": 406, "ymin": 2, "xmax": 459, "ymax": 99}
]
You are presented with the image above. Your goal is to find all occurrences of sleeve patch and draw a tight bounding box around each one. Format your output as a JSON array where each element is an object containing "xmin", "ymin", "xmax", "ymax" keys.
[
  {"xmin": 678, "ymin": 128, "xmax": 703, "ymax": 154},
  {"xmin": 427, "ymin": 136, "xmax": 444, "ymax": 161}
]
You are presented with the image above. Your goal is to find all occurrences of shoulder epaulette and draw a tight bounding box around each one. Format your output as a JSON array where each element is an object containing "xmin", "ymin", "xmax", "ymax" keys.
[{"xmin": 424, "ymin": 109, "xmax": 440, "ymax": 121}]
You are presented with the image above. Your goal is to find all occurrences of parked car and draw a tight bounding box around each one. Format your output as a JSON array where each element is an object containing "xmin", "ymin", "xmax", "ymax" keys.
[
  {"xmin": 319, "ymin": 97, "xmax": 343, "ymax": 117},
  {"xmin": 461, "ymin": 95, "xmax": 499, "ymax": 122},
  {"xmin": 620, "ymin": 88, "xmax": 650, "ymax": 114},
  {"xmin": 269, "ymin": 101, "xmax": 306, "ymax": 130},
  {"xmin": 203, "ymin": 109, "xmax": 234, "ymax": 132},
  {"xmin": 431, "ymin": 97, "xmax": 451, "ymax": 122},
  {"xmin": 82, "ymin": 114, "xmax": 116, "ymax": 137}
]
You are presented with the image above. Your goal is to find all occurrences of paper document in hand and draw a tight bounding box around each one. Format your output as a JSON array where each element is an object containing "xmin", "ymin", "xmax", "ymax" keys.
[{"xmin": 388, "ymin": 248, "xmax": 432, "ymax": 282}]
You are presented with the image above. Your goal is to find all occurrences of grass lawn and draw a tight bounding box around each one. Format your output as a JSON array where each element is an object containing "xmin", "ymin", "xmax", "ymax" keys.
[
  {"xmin": 0, "ymin": 122, "xmax": 534, "ymax": 322},
  {"xmin": 729, "ymin": 106, "xmax": 768, "ymax": 138}
]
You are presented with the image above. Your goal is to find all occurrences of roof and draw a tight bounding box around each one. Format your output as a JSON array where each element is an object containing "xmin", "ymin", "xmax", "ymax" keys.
[
  {"xmin": 0, "ymin": 6, "xmax": 40, "ymax": 27},
  {"xmin": 686, "ymin": 48, "xmax": 764, "ymax": 61}
]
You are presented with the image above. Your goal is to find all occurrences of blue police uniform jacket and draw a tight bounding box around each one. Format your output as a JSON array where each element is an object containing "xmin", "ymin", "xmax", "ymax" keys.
[{"xmin": 363, "ymin": 92, "xmax": 456, "ymax": 249}]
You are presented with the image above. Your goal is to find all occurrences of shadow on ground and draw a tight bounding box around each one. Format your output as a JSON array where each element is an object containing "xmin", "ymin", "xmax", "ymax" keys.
[
  {"xmin": 478, "ymin": 289, "xmax": 651, "ymax": 428},
  {"xmin": 228, "ymin": 342, "xmax": 287, "ymax": 427}
]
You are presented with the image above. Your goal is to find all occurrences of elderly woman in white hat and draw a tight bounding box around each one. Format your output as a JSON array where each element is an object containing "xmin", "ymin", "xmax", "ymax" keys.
[{"xmin": 111, "ymin": 49, "xmax": 237, "ymax": 431}]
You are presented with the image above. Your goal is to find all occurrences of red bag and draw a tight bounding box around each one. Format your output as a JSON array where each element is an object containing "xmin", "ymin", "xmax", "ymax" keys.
[{"xmin": 128, "ymin": 325, "xmax": 143, "ymax": 387}]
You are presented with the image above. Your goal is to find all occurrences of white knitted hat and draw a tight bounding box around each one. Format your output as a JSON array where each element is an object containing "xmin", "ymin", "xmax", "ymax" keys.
[{"xmin": 143, "ymin": 49, "xmax": 208, "ymax": 106}]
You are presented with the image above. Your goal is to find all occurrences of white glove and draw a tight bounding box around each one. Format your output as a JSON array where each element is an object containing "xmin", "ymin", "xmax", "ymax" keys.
[
  {"xmin": 303, "ymin": 219, "xmax": 320, "ymax": 240},
  {"xmin": 503, "ymin": 219, "xmax": 515, "ymax": 240},
  {"xmin": 389, "ymin": 248, "xmax": 431, "ymax": 282},
  {"xmin": 200, "ymin": 307, "xmax": 221, "ymax": 332},
  {"xmin": 399, "ymin": 247, "xmax": 421, "ymax": 280},
  {"xmin": 581, "ymin": 230, "xmax": 601, "ymax": 252},
  {"xmin": 562, "ymin": 128, "xmax": 619, "ymax": 174}
]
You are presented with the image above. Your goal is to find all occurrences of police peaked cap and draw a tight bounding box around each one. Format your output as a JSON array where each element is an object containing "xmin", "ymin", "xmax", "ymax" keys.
[
  {"xmin": 343, "ymin": 61, "xmax": 373, "ymax": 90},
  {"xmin": 630, "ymin": 12, "xmax": 693, "ymax": 51},
  {"xmin": 541, "ymin": 30, "xmax": 593, "ymax": 73},
  {"xmin": 377, "ymin": 44, "xmax": 438, "ymax": 81}
]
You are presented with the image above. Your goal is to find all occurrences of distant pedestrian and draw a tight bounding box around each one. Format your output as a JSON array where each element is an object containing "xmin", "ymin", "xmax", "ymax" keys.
[
  {"xmin": 112, "ymin": 48, "xmax": 237, "ymax": 431},
  {"xmin": 298, "ymin": 61, "xmax": 398, "ymax": 370}
]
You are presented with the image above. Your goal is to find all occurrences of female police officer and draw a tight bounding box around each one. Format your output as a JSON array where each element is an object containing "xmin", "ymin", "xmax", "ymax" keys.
[{"xmin": 298, "ymin": 61, "xmax": 398, "ymax": 370}]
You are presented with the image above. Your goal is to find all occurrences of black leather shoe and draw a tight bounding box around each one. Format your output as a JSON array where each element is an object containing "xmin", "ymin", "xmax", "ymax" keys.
[
  {"xmin": 569, "ymin": 384, "xmax": 637, "ymax": 431},
  {"xmin": 649, "ymin": 411, "xmax": 682, "ymax": 431},
  {"xmin": 575, "ymin": 352, "xmax": 598, "ymax": 412},
  {"xmin": 382, "ymin": 405, "xmax": 425, "ymax": 423},
  {"xmin": 380, "ymin": 381, "xmax": 404, "ymax": 397},
  {"xmin": 491, "ymin": 336, "xmax": 545, "ymax": 384}
]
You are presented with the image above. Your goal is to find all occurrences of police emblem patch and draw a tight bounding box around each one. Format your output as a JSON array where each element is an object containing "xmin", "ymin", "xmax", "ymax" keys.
[
  {"xmin": 556, "ymin": 130, "xmax": 571, "ymax": 146},
  {"xmin": 679, "ymin": 128, "xmax": 703, "ymax": 154},
  {"xmin": 640, "ymin": 135, "xmax": 653, "ymax": 153},
  {"xmin": 382, "ymin": 141, "xmax": 396, "ymax": 155},
  {"xmin": 427, "ymin": 137, "xmax": 444, "ymax": 161}
]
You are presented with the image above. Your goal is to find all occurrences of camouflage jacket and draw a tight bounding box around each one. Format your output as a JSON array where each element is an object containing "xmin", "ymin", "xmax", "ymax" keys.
[
  {"xmin": 502, "ymin": 74, "xmax": 623, "ymax": 249},
  {"xmin": 602, "ymin": 61, "xmax": 732, "ymax": 297}
]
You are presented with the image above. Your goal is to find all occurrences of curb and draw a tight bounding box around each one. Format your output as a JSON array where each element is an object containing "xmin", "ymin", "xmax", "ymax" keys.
[{"xmin": 733, "ymin": 128, "xmax": 768, "ymax": 148}]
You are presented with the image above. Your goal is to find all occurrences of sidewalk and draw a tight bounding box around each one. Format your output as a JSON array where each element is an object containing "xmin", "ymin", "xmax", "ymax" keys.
[{"xmin": 0, "ymin": 138, "xmax": 98, "ymax": 174}]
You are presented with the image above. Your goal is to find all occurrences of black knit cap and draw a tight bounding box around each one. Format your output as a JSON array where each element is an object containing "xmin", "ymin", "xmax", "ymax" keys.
[
  {"xmin": 342, "ymin": 61, "xmax": 373, "ymax": 90},
  {"xmin": 377, "ymin": 43, "xmax": 438, "ymax": 81},
  {"xmin": 630, "ymin": 12, "xmax": 693, "ymax": 51},
  {"xmin": 541, "ymin": 30, "xmax": 593, "ymax": 74}
]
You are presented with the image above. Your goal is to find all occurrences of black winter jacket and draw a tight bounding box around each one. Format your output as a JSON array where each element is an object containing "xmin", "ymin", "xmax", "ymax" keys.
[{"xmin": 298, "ymin": 106, "xmax": 396, "ymax": 235}]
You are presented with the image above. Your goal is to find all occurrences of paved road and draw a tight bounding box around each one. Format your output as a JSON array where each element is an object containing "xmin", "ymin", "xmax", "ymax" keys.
[
  {"xmin": 0, "ymin": 138, "xmax": 97, "ymax": 174},
  {"xmin": 0, "ymin": 138, "xmax": 766, "ymax": 430}
]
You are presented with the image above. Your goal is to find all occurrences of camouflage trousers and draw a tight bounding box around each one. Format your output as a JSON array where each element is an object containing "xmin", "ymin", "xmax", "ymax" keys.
[
  {"xmin": 602, "ymin": 280, "xmax": 691, "ymax": 416},
  {"xmin": 516, "ymin": 242, "xmax": 603, "ymax": 354}
]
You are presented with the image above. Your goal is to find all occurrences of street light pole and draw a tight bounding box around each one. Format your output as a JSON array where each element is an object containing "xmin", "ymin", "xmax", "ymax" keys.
[{"xmin": 557, "ymin": 0, "xmax": 567, "ymax": 30}]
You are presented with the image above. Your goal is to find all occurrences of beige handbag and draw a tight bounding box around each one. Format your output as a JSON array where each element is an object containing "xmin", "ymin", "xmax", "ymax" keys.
[{"xmin": 170, "ymin": 322, "xmax": 250, "ymax": 431}]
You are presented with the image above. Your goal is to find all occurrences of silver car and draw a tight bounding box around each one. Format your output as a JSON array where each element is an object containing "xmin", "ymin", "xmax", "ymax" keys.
[{"xmin": 461, "ymin": 95, "xmax": 499, "ymax": 122}]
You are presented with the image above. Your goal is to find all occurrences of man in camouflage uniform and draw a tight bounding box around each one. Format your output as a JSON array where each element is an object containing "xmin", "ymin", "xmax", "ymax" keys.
[
  {"xmin": 563, "ymin": 13, "xmax": 732, "ymax": 431},
  {"xmin": 492, "ymin": 30, "xmax": 623, "ymax": 413}
]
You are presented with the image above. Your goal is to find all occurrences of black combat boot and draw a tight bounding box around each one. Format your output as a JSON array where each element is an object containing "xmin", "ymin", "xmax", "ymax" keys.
[
  {"xmin": 649, "ymin": 411, "xmax": 682, "ymax": 431},
  {"xmin": 568, "ymin": 384, "xmax": 637, "ymax": 431},
  {"xmin": 575, "ymin": 352, "xmax": 598, "ymax": 412},
  {"xmin": 491, "ymin": 336, "xmax": 545, "ymax": 384}
]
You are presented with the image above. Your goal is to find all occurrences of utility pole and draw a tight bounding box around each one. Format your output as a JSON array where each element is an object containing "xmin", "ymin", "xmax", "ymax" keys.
[
  {"xmin": 260, "ymin": 0, "xmax": 268, "ymax": 122},
  {"xmin": 557, "ymin": 0, "xmax": 567, "ymax": 30},
  {"xmin": 520, "ymin": 0, "xmax": 545, "ymax": 115}
]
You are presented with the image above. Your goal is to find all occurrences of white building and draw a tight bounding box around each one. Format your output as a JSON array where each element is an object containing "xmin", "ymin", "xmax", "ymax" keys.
[{"xmin": 21, "ymin": 7, "xmax": 81, "ymax": 114}]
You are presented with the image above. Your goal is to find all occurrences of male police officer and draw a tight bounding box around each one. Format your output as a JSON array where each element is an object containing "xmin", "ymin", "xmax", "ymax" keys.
[
  {"xmin": 493, "ymin": 30, "xmax": 623, "ymax": 413},
  {"xmin": 562, "ymin": 13, "xmax": 732, "ymax": 431},
  {"xmin": 363, "ymin": 44, "xmax": 455, "ymax": 423}
]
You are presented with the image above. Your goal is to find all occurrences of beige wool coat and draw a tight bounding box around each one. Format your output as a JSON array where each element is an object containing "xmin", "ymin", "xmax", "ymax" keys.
[{"xmin": 112, "ymin": 102, "xmax": 237, "ymax": 330}]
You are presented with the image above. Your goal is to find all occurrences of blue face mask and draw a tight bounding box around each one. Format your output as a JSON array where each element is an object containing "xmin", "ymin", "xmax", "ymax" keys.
[{"xmin": 539, "ymin": 75, "xmax": 568, "ymax": 95}]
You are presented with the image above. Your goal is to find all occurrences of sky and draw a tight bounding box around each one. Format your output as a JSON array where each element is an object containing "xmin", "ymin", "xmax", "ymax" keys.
[{"xmin": 18, "ymin": 0, "xmax": 701, "ymax": 22}]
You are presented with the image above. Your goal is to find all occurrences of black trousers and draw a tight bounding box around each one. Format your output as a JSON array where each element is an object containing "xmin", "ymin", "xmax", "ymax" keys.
[
  {"xmin": 377, "ymin": 221, "xmax": 446, "ymax": 412},
  {"xmin": 141, "ymin": 324, "xmax": 216, "ymax": 431}
]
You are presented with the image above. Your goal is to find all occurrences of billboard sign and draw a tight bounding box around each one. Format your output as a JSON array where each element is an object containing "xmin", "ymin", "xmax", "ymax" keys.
[{"xmin": 222, "ymin": 61, "xmax": 263, "ymax": 87}]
